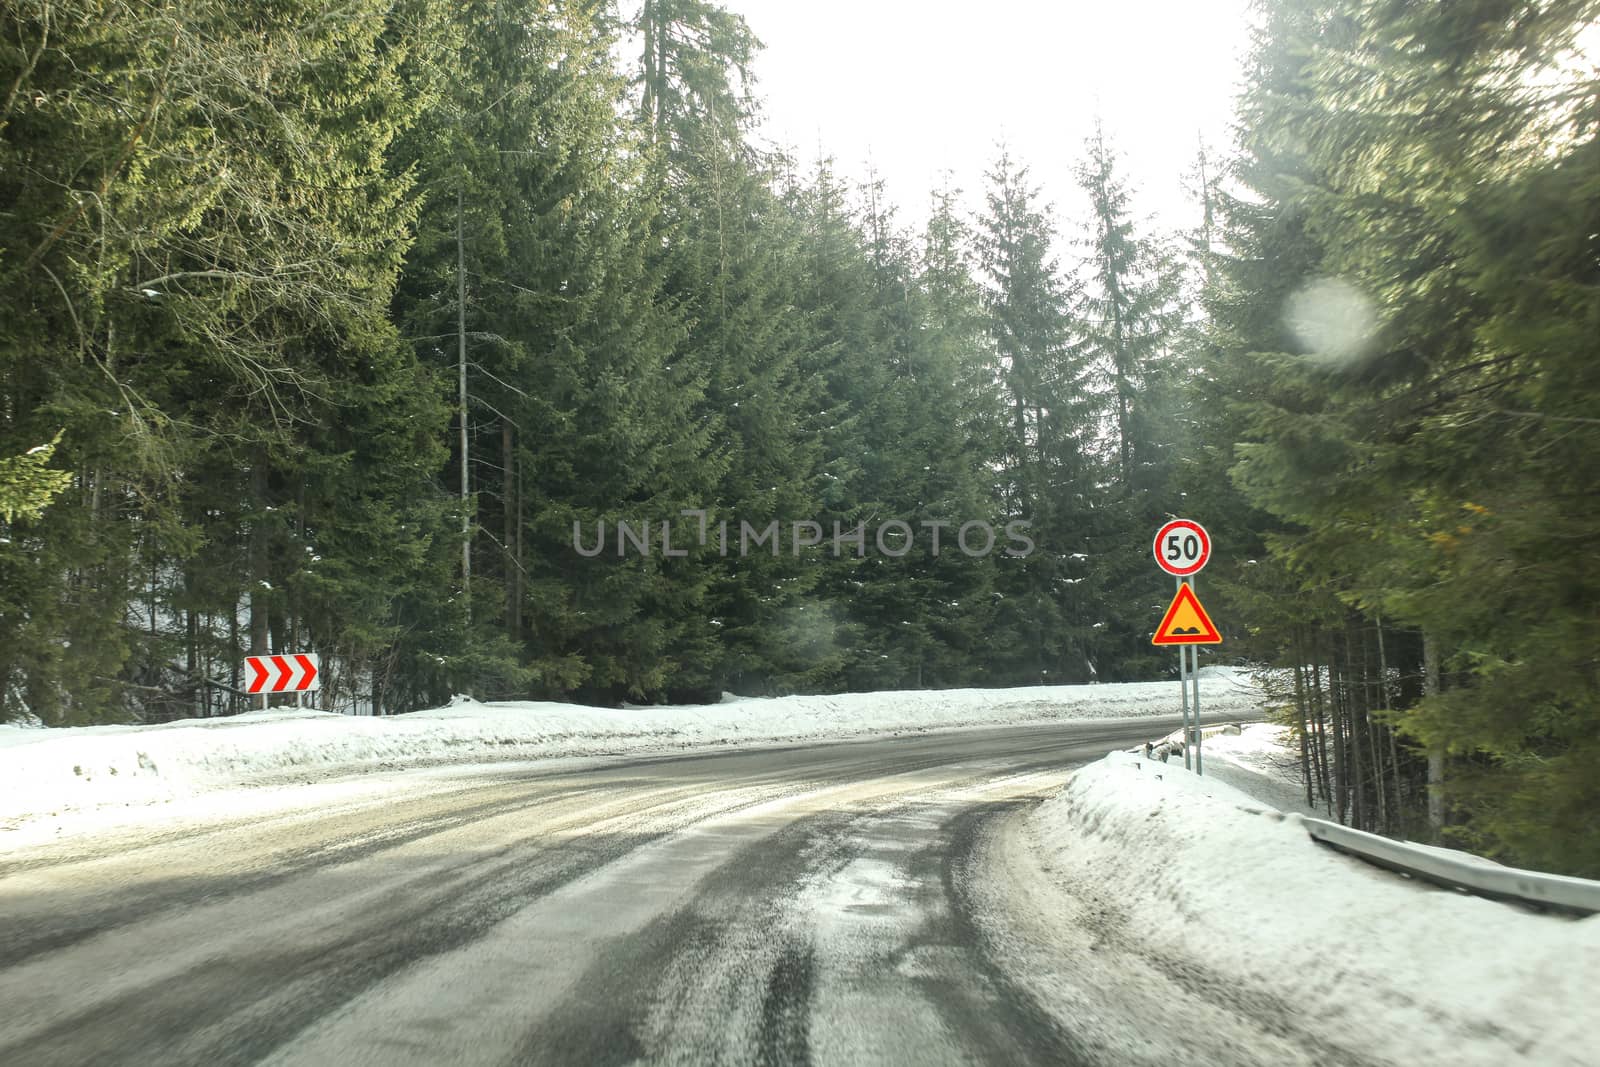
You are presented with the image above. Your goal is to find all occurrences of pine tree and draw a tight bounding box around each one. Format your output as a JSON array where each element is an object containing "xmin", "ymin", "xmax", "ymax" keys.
[
  {"xmin": 623, "ymin": 0, "xmax": 854, "ymax": 697},
  {"xmin": 1, "ymin": 0, "xmax": 451, "ymax": 720},
  {"xmin": 635, "ymin": 0, "xmax": 760, "ymax": 157},
  {"xmin": 1070, "ymin": 123, "xmax": 1188, "ymax": 680},
  {"xmin": 975, "ymin": 148, "xmax": 1090, "ymax": 684},
  {"xmin": 821, "ymin": 172, "xmax": 1003, "ymax": 690},
  {"xmin": 0, "ymin": 435, "xmax": 70, "ymax": 524},
  {"xmin": 392, "ymin": 0, "xmax": 719, "ymax": 702},
  {"xmin": 1204, "ymin": 0, "xmax": 1600, "ymax": 871}
]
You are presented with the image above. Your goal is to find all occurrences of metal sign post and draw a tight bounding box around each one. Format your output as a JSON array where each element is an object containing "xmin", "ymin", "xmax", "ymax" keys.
[
  {"xmin": 1152, "ymin": 520, "xmax": 1220, "ymax": 776},
  {"xmin": 1191, "ymin": 581, "xmax": 1202, "ymax": 775},
  {"xmin": 1177, "ymin": 576, "xmax": 1192, "ymax": 770}
]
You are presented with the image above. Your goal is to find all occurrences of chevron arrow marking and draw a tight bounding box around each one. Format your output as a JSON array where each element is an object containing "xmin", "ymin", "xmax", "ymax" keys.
[
  {"xmin": 243, "ymin": 653, "xmax": 322, "ymax": 693},
  {"xmin": 295, "ymin": 654, "xmax": 319, "ymax": 692}
]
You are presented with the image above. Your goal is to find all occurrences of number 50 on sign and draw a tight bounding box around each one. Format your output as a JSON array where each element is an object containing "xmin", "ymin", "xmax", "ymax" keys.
[{"xmin": 1153, "ymin": 519, "xmax": 1210, "ymax": 577}]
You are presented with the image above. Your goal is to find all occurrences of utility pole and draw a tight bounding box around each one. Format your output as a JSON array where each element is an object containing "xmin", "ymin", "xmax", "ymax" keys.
[{"xmin": 458, "ymin": 188, "xmax": 472, "ymax": 623}]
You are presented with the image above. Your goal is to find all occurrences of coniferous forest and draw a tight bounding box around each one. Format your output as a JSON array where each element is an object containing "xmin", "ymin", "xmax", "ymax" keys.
[{"xmin": 2, "ymin": 1, "xmax": 1597, "ymax": 874}]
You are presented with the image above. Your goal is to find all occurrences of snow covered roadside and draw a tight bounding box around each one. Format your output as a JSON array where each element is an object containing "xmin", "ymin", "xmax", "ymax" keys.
[
  {"xmin": 1012, "ymin": 750, "xmax": 1600, "ymax": 1066},
  {"xmin": 0, "ymin": 670, "xmax": 1261, "ymax": 828},
  {"xmin": 1153, "ymin": 721, "xmax": 1320, "ymax": 816}
]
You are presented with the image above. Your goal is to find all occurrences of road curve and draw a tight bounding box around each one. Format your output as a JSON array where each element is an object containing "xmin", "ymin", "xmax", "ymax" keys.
[{"xmin": 1, "ymin": 716, "xmax": 1235, "ymax": 1066}]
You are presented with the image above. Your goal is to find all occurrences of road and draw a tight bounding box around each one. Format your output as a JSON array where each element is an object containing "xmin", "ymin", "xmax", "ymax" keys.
[{"xmin": 0, "ymin": 715, "xmax": 1298, "ymax": 1067}]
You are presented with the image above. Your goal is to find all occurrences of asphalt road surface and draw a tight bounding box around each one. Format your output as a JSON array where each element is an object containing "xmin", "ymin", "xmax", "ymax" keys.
[{"xmin": 0, "ymin": 715, "xmax": 1288, "ymax": 1067}]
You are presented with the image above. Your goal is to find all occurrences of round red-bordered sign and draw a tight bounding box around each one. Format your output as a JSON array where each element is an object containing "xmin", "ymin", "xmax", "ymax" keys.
[{"xmin": 1153, "ymin": 519, "xmax": 1211, "ymax": 576}]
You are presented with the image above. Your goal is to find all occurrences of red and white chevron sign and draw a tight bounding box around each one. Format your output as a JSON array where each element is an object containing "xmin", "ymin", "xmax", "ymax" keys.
[{"xmin": 244, "ymin": 653, "xmax": 320, "ymax": 694}]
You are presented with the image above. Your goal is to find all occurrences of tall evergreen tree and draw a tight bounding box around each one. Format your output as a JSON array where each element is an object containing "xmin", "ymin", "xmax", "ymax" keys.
[
  {"xmin": 819, "ymin": 173, "xmax": 1004, "ymax": 690},
  {"xmin": 392, "ymin": 0, "xmax": 719, "ymax": 702},
  {"xmin": 976, "ymin": 149, "xmax": 1090, "ymax": 683},
  {"xmin": 1, "ymin": 0, "xmax": 451, "ymax": 720},
  {"xmin": 1070, "ymin": 124, "xmax": 1188, "ymax": 679},
  {"xmin": 1202, "ymin": 0, "xmax": 1600, "ymax": 871},
  {"xmin": 635, "ymin": 0, "xmax": 759, "ymax": 156}
]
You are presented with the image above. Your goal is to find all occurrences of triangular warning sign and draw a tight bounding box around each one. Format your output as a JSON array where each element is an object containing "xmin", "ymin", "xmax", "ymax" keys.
[{"xmin": 1152, "ymin": 582, "xmax": 1222, "ymax": 645}]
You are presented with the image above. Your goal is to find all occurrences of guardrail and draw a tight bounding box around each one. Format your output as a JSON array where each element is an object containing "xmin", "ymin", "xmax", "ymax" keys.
[{"xmin": 1302, "ymin": 817, "xmax": 1600, "ymax": 917}]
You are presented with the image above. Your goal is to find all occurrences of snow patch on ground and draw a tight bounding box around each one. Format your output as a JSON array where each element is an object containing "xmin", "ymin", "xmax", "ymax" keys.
[
  {"xmin": 1017, "ymin": 750, "xmax": 1600, "ymax": 1065},
  {"xmin": 1151, "ymin": 721, "xmax": 1321, "ymax": 817},
  {"xmin": 0, "ymin": 671, "xmax": 1261, "ymax": 828}
]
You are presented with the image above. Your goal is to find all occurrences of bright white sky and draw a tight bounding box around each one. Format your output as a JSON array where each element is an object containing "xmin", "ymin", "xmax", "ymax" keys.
[{"xmin": 724, "ymin": 0, "xmax": 1258, "ymax": 243}]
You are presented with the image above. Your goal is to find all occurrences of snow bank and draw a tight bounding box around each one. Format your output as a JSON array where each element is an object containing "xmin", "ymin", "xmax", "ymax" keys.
[
  {"xmin": 1152, "ymin": 721, "xmax": 1320, "ymax": 816},
  {"xmin": 1027, "ymin": 751, "xmax": 1600, "ymax": 1065},
  {"xmin": 0, "ymin": 671, "xmax": 1261, "ymax": 825}
]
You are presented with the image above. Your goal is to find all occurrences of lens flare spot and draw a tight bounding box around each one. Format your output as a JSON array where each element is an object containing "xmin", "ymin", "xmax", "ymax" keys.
[{"xmin": 1284, "ymin": 277, "xmax": 1375, "ymax": 366}]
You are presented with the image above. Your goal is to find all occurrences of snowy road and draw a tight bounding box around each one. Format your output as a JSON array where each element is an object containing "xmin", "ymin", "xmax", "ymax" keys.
[{"xmin": 0, "ymin": 715, "xmax": 1297, "ymax": 1067}]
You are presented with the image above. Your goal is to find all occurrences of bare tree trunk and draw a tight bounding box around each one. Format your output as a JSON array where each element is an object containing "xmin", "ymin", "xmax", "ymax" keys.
[
  {"xmin": 503, "ymin": 418, "xmax": 518, "ymax": 642},
  {"xmin": 1424, "ymin": 631, "xmax": 1445, "ymax": 833},
  {"xmin": 1292, "ymin": 635, "xmax": 1316, "ymax": 807},
  {"xmin": 229, "ymin": 602, "xmax": 242, "ymax": 716},
  {"xmin": 249, "ymin": 455, "xmax": 270, "ymax": 710},
  {"xmin": 514, "ymin": 459, "xmax": 525, "ymax": 648},
  {"xmin": 290, "ymin": 481, "xmax": 305, "ymax": 655},
  {"xmin": 1363, "ymin": 623, "xmax": 1387, "ymax": 834},
  {"xmin": 1310, "ymin": 651, "xmax": 1333, "ymax": 817},
  {"xmin": 1368, "ymin": 711, "xmax": 1386, "ymax": 833},
  {"xmin": 1340, "ymin": 626, "xmax": 1363, "ymax": 829},
  {"xmin": 457, "ymin": 189, "xmax": 471, "ymax": 627},
  {"xmin": 1332, "ymin": 649, "xmax": 1350, "ymax": 826},
  {"xmin": 185, "ymin": 566, "xmax": 199, "ymax": 717},
  {"xmin": 1376, "ymin": 616, "xmax": 1407, "ymax": 838}
]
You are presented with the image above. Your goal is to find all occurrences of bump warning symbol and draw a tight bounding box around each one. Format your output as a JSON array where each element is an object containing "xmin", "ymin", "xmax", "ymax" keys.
[{"xmin": 1152, "ymin": 582, "xmax": 1222, "ymax": 645}]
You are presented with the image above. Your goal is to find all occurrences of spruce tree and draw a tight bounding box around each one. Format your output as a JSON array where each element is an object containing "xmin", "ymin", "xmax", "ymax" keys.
[
  {"xmin": 975, "ymin": 149, "xmax": 1089, "ymax": 684},
  {"xmin": 1, "ymin": 0, "xmax": 450, "ymax": 720},
  {"xmin": 1205, "ymin": 0, "xmax": 1600, "ymax": 871},
  {"xmin": 1070, "ymin": 124, "xmax": 1188, "ymax": 680}
]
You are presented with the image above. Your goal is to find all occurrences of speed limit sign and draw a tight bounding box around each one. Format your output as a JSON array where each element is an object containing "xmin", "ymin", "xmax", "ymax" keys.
[{"xmin": 1154, "ymin": 519, "xmax": 1211, "ymax": 576}]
